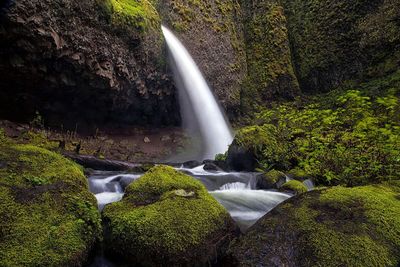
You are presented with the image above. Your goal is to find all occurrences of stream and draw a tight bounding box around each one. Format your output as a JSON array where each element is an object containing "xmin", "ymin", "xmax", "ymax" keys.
[
  {"xmin": 88, "ymin": 165, "xmax": 292, "ymax": 231},
  {"xmin": 86, "ymin": 164, "xmax": 310, "ymax": 266}
]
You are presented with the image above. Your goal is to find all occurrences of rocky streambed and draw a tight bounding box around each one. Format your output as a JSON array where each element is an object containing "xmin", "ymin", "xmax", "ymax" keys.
[{"xmin": 83, "ymin": 162, "xmax": 316, "ymax": 266}]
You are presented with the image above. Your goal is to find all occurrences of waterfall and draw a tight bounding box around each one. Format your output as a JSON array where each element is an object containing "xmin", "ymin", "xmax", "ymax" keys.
[{"xmin": 161, "ymin": 26, "xmax": 233, "ymax": 160}]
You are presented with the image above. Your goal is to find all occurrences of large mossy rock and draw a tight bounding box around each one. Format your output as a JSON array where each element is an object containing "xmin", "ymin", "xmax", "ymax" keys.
[
  {"xmin": 227, "ymin": 124, "xmax": 294, "ymax": 171},
  {"xmin": 0, "ymin": 138, "xmax": 101, "ymax": 266},
  {"xmin": 103, "ymin": 165, "xmax": 237, "ymax": 266},
  {"xmin": 227, "ymin": 182, "xmax": 400, "ymax": 266}
]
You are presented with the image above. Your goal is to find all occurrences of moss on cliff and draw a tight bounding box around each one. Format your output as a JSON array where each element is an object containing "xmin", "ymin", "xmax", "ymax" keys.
[
  {"xmin": 103, "ymin": 165, "xmax": 235, "ymax": 266},
  {"xmin": 240, "ymin": 0, "xmax": 300, "ymax": 114},
  {"xmin": 100, "ymin": 0, "xmax": 160, "ymax": 31},
  {"xmin": 282, "ymin": 0, "xmax": 400, "ymax": 92},
  {"xmin": 229, "ymin": 183, "xmax": 400, "ymax": 266},
  {"xmin": 0, "ymin": 136, "xmax": 101, "ymax": 266}
]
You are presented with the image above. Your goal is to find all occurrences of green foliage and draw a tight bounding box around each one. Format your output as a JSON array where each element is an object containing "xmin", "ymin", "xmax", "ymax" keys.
[
  {"xmin": 103, "ymin": 165, "xmax": 231, "ymax": 265},
  {"xmin": 232, "ymin": 183, "xmax": 400, "ymax": 266},
  {"xmin": 237, "ymin": 71, "xmax": 400, "ymax": 186},
  {"xmin": 99, "ymin": 0, "xmax": 160, "ymax": 31},
  {"xmin": 287, "ymin": 168, "xmax": 308, "ymax": 181},
  {"xmin": 280, "ymin": 180, "xmax": 307, "ymax": 195},
  {"xmin": 235, "ymin": 124, "xmax": 295, "ymax": 171},
  {"xmin": 0, "ymin": 137, "xmax": 101, "ymax": 266},
  {"xmin": 215, "ymin": 152, "xmax": 227, "ymax": 161}
]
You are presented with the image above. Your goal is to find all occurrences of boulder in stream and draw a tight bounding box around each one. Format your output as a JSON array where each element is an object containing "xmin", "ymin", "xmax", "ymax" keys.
[
  {"xmin": 226, "ymin": 182, "xmax": 400, "ymax": 266},
  {"xmin": 103, "ymin": 165, "xmax": 238, "ymax": 266}
]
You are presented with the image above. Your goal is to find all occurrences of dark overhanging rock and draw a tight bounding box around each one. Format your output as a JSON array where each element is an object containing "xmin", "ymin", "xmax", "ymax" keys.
[{"xmin": 0, "ymin": 0, "xmax": 181, "ymax": 130}]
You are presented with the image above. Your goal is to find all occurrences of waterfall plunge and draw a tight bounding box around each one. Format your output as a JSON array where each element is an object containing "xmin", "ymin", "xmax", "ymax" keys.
[{"xmin": 162, "ymin": 26, "xmax": 233, "ymax": 160}]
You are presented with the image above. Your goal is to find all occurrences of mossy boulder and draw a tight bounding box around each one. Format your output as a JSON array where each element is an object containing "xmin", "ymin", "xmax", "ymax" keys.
[
  {"xmin": 103, "ymin": 165, "xmax": 237, "ymax": 266},
  {"xmin": 227, "ymin": 183, "xmax": 400, "ymax": 266},
  {"xmin": 0, "ymin": 140, "xmax": 101, "ymax": 266},
  {"xmin": 287, "ymin": 168, "xmax": 309, "ymax": 181},
  {"xmin": 280, "ymin": 180, "xmax": 307, "ymax": 195},
  {"xmin": 257, "ymin": 169, "xmax": 287, "ymax": 189},
  {"xmin": 227, "ymin": 124, "xmax": 295, "ymax": 171}
]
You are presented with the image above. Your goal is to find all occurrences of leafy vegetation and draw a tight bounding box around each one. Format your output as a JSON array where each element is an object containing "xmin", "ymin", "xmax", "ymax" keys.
[
  {"xmin": 0, "ymin": 135, "xmax": 101, "ymax": 266},
  {"xmin": 103, "ymin": 165, "xmax": 234, "ymax": 266},
  {"xmin": 233, "ymin": 71, "xmax": 400, "ymax": 186}
]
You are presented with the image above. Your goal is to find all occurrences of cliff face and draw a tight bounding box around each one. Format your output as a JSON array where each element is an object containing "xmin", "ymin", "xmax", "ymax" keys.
[
  {"xmin": 0, "ymin": 0, "xmax": 399, "ymax": 127},
  {"xmin": 282, "ymin": 0, "xmax": 400, "ymax": 92},
  {"xmin": 240, "ymin": 0, "xmax": 300, "ymax": 111},
  {"xmin": 155, "ymin": 0, "xmax": 248, "ymax": 118},
  {"xmin": 0, "ymin": 0, "xmax": 179, "ymax": 128}
]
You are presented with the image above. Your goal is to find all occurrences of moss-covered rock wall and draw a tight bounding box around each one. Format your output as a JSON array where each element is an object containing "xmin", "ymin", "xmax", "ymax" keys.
[
  {"xmin": 282, "ymin": 0, "xmax": 400, "ymax": 92},
  {"xmin": 0, "ymin": 0, "xmax": 398, "ymax": 125},
  {"xmin": 240, "ymin": 0, "xmax": 300, "ymax": 112}
]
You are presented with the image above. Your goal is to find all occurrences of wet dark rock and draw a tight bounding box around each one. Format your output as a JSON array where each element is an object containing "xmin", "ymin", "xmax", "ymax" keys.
[
  {"xmin": 256, "ymin": 170, "xmax": 287, "ymax": 190},
  {"xmin": 182, "ymin": 160, "xmax": 202, "ymax": 169},
  {"xmin": 63, "ymin": 153, "xmax": 140, "ymax": 171},
  {"xmin": 202, "ymin": 160, "xmax": 223, "ymax": 171},
  {"xmin": 0, "ymin": 0, "xmax": 180, "ymax": 129},
  {"xmin": 226, "ymin": 142, "xmax": 256, "ymax": 172}
]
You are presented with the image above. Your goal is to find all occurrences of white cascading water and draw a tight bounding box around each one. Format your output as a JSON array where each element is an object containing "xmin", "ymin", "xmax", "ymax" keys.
[{"xmin": 162, "ymin": 26, "xmax": 233, "ymax": 160}]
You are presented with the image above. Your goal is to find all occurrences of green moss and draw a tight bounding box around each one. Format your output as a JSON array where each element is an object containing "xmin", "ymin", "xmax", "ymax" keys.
[
  {"xmin": 103, "ymin": 165, "xmax": 233, "ymax": 265},
  {"xmin": 99, "ymin": 0, "xmax": 160, "ymax": 31},
  {"xmin": 282, "ymin": 0, "xmax": 400, "ymax": 92},
  {"xmin": 287, "ymin": 168, "xmax": 308, "ymax": 181},
  {"xmin": 280, "ymin": 180, "xmax": 307, "ymax": 194},
  {"xmin": 0, "ymin": 144, "xmax": 86, "ymax": 188},
  {"xmin": 230, "ymin": 183, "xmax": 400, "ymax": 266},
  {"xmin": 264, "ymin": 169, "xmax": 285, "ymax": 184},
  {"xmin": 0, "ymin": 136, "xmax": 101, "ymax": 266},
  {"xmin": 240, "ymin": 0, "xmax": 299, "ymax": 114},
  {"xmin": 232, "ymin": 124, "xmax": 295, "ymax": 170},
  {"xmin": 298, "ymin": 185, "xmax": 400, "ymax": 266}
]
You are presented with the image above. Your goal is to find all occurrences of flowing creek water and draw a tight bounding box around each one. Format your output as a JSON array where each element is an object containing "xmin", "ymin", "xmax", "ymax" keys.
[
  {"xmin": 89, "ymin": 165, "xmax": 292, "ymax": 231},
  {"xmin": 86, "ymin": 165, "xmax": 316, "ymax": 266}
]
